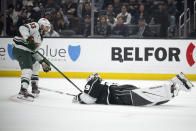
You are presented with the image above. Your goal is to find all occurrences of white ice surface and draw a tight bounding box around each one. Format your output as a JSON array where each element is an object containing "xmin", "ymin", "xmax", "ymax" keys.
[{"xmin": 0, "ymin": 77, "xmax": 196, "ymax": 131}]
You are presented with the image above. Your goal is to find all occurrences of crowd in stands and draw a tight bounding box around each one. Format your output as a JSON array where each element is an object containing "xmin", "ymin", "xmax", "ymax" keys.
[{"xmin": 0, "ymin": 0, "xmax": 185, "ymax": 38}]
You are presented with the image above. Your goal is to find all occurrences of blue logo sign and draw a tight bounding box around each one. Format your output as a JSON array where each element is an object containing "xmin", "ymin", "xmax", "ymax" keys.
[
  {"xmin": 68, "ymin": 45, "xmax": 81, "ymax": 62},
  {"xmin": 7, "ymin": 44, "xmax": 15, "ymax": 60}
]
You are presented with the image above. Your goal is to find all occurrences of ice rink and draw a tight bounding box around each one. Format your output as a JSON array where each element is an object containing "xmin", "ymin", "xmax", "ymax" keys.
[{"xmin": 0, "ymin": 77, "xmax": 196, "ymax": 131}]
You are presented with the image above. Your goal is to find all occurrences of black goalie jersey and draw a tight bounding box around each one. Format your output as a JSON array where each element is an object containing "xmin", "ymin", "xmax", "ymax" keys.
[
  {"xmin": 75, "ymin": 73, "xmax": 193, "ymax": 106},
  {"xmin": 79, "ymin": 77, "xmax": 163, "ymax": 106}
]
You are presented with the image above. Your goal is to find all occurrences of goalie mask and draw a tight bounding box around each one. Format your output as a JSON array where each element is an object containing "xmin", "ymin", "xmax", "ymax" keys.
[{"xmin": 87, "ymin": 73, "xmax": 102, "ymax": 83}]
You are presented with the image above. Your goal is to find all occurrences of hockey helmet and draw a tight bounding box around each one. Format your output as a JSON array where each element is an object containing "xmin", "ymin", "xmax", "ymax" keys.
[{"xmin": 38, "ymin": 18, "xmax": 51, "ymax": 33}]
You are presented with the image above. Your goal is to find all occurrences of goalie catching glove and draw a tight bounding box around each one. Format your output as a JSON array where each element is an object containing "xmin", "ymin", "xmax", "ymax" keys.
[
  {"xmin": 26, "ymin": 36, "xmax": 39, "ymax": 51},
  {"xmin": 39, "ymin": 59, "xmax": 51, "ymax": 72}
]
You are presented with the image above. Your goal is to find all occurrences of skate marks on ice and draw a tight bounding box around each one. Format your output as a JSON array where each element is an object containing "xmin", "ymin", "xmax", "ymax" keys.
[
  {"xmin": 8, "ymin": 85, "xmax": 196, "ymax": 118},
  {"xmin": 6, "ymin": 77, "xmax": 196, "ymax": 110},
  {"xmin": 1, "ymin": 78, "xmax": 196, "ymax": 131}
]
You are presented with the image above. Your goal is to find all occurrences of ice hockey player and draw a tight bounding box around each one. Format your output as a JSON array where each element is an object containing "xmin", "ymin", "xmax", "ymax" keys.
[
  {"xmin": 12, "ymin": 18, "xmax": 51, "ymax": 101},
  {"xmin": 73, "ymin": 72, "xmax": 194, "ymax": 106}
]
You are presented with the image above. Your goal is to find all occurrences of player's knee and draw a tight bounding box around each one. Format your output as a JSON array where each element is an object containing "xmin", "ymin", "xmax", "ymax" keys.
[
  {"xmin": 22, "ymin": 69, "xmax": 32, "ymax": 79},
  {"xmin": 32, "ymin": 61, "xmax": 40, "ymax": 75}
]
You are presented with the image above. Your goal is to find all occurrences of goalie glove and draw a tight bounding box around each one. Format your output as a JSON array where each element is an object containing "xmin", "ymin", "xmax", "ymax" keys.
[
  {"xmin": 72, "ymin": 93, "xmax": 82, "ymax": 103},
  {"xmin": 39, "ymin": 59, "xmax": 51, "ymax": 72},
  {"xmin": 72, "ymin": 93, "xmax": 97, "ymax": 104},
  {"xmin": 26, "ymin": 36, "xmax": 39, "ymax": 51}
]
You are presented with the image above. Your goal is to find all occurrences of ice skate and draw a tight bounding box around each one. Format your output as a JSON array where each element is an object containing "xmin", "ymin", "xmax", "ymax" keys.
[
  {"xmin": 17, "ymin": 87, "xmax": 34, "ymax": 102},
  {"xmin": 31, "ymin": 82, "xmax": 40, "ymax": 98},
  {"xmin": 173, "ymin": 72, "xmax": 194, "ymax": 92}
]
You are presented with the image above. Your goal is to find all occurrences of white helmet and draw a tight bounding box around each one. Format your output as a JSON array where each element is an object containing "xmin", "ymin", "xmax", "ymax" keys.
[{"xmin": 38, "ymin": 18, "xmax": 51, "ymax": 33}]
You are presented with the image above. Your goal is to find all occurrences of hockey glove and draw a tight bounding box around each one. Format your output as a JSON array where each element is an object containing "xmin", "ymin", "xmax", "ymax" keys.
[
  {"xmin": 72, "ymin": 93, "xmax": 82, "ymax": 103},
  {"xmin": 26, "ymin": 36, "xmax": 39, "ymax": 51},
  {"xmin": 40, "ymin": 59, "xmax": 51, "ymax": 72}
]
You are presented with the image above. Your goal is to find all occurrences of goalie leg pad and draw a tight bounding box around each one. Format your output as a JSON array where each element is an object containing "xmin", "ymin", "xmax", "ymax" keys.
[{"xmin": 130, "ymin": 84, "xmax": 172, "ymax": 106}]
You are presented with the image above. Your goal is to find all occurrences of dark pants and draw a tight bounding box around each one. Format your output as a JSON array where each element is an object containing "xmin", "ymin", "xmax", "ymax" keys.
[
  {"xmin": 12, "ymin": 46, "xmax": 36, "ymax": 70},
  {"xmin": 109, "ymin": 84, "xmax": 138, "ymax": 105}
]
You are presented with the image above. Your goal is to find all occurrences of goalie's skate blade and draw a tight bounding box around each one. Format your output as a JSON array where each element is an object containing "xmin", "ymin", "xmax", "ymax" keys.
[{"xmin": 17, "ymin": 95, "xmax": 34, "ymax": 102}]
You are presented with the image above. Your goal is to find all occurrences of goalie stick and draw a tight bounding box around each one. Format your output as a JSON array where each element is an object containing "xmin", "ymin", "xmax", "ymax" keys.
[
  {"xmin": 39, "ymin": 87, "xmax": 76, "ymax": 96},
  {"xmin": 35, "ymin": 51, "xmax": 82, "ymax": 93}
]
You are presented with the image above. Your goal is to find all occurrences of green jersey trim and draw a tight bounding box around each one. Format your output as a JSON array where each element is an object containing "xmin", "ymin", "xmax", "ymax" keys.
[{"xmin": 13, "ymin": 38, "xmax": 29, "ymax": 49}]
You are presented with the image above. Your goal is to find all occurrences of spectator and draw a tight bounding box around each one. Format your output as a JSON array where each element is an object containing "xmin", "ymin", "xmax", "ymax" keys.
[
  {"xmin": 95, "ymin": 0, "xmax": 105, "ymax": 11},
  {"xmin": 16, "ymin": 10, "xmax": 29, "ymax": 29},
  {"xmin": 167, "ymin": 25, "xmax": 176, "ymax": 38},
  {"xmin": 7, "ymin": 23, "xmax": 17, "ymax": 36},
  {"xmin": 60, "ymin": 6, "xmax": 70, "ymax": 26},
  {"xmin": 45, "ymin": 24, "xmax": 60, "ymax": 37},
  {"xmin": 176, "ymin": 0, "xmax": 184, "ymax": 14},
  {"xmin": 7, "ymin": 4, "xmax": 19, "ymax": 25},
  {"xmin": 112, "ymin": 16, "xmax": 129, "ymax": 37},
  {"xmin": 14, "ymin": 2, "xmax": 23, "ymax": 24},
  {"xmin": 130, "ymin": 17, "xmax": 154, "ymax": 38},
  {"xmin": 0, "ymin": 13, "xmax": 3, "ymax": 36},
  {"xmin": 67, "ymin": 13, "xmax": 80, "ymax": 33},
  {"xmin": 37, "ymin": 3, "xmax": 46, "ymax": 19},
  {"xmin": 81, "ymin": 2, "xmax": 91, "ymax": 18},
  {"xmin": 106, "ymin": 4, "xmax": 115, "ymax": 17},
  {"xmin": 63, "ymin": 0, "xmax": 78, "ymax": 17},
  {"xmin": 142, "ymin": 0, "xmax": 154, "ymax": 17},
  {"xmin": 95, "ymin": 15, "xmax": 111, "ymax": 36},
  {"xmin": 149, "ymin": 17, "xmax": 156, "ymax": 25},
  {"xmin": 61, "ymin": 0, "xmax": 79, "ymax": 33},
  {"xmin": 53, "ymin": 11, "xmax": 68, "ymax": 33},
  {"xmin": 166, "ymin": 0, "xmax": 177, "ymax": 37},
  {"xmin": 22, "ymin": 0, "xmax": 32, "ymax": 7},
  {"xmin": 77, "ymin": 0, "xmax": 91, "ymax": 18},
  {"xmin": 128, "ymin": 0, "xmax": 139, "ymax": 19},
  {"xmin": 121, "ymin": 0, "xmax": 130, "ymax": 3},
  {"xmin": 135, "ymin": 4, "xmax": 150, "ymax": 24},
  {"xmin": 79, "ymin": 15, "xmax": 91, "ymax": 37},
  {"xmin": 45, "ymin": 0, "xmax": 60, "ymax": 18},
  {"xmin": 32, "ymin": 0, "xmax": 40, "ymax": 12},
  {"xmin": 103, "ymin": 0, "xmax": 113, "ymax": 8},
  {"xmin": 6, "ymin": 6, "xmax": 16, "ymax": 36},
  {"xmin": 116, "ymin": 5, "xmax": 132, "ymax": 25},
  {"xmin": 166, "ymin": 0, "xmax": 177, "ymax": 26},
  {"xmin": 113, "ymin": 0, "xmax": 122, "ymax": 17},
  {"xmin": 62, "ymin": 5, "xmax": 80, "ymax": 33},
  {"xmin": 77, "ymin": 1, "xmax": 84, "ymax": 18},
  {"xmin": 154, "ymin": 2, "xmax": 169, "ymax": 37},
  {"xmin": 26, "ymin": 1, "xmax": 39, "ymax": 22},
  {"xmin": 107, "ymin": 14, "xmax": 116, "ymax": 29},
  {"xmin": 44, "ymin": 12, "xmax": 54, "ymax": 25}
]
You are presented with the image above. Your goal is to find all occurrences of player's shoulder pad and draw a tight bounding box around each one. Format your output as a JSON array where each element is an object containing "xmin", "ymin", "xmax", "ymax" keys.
[{"xmin": 26, "ymin": 22, "xmax": 40, "ymax": 31}]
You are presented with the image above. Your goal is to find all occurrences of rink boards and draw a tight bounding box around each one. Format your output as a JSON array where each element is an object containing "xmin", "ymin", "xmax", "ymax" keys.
[{"xmin": 0, "ymin": 38, "xmax": 196, "ymax": 80}]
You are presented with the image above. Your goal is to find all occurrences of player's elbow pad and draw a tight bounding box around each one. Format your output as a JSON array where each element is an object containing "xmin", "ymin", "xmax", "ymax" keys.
[{"xmin": 19, "ymin": 26, "xmax": 30, "ymax": 40}]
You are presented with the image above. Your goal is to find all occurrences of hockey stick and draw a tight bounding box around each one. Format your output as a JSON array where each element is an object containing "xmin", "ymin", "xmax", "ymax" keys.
[
  {"xmin": 35, "ymin": 51, "xmax": 82, "ymax": 93},
  {"xmin": 39, "ymin": 87, "xmax": 76, "ymax": 96}
]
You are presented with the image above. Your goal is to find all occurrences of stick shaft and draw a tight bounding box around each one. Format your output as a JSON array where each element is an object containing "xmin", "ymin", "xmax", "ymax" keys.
[
  {"xmin": 39, "ymin": 87, "xmax": 76, "ymax": 96},
  {"xmin": 36, "ymin": 51, "xmax": 82, "ymax": 92}
]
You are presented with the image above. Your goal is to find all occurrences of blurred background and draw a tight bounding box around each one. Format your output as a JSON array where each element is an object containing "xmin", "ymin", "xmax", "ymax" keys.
[{"xmin": 0, "ymin": 0, "xmax": 195, "ymax": 39}]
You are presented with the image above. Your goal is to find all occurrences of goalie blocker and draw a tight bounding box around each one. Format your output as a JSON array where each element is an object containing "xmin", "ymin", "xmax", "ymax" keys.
[{"xmin": 73, "ymin": 72, "xmax": 194, "ymax": 106}]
